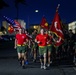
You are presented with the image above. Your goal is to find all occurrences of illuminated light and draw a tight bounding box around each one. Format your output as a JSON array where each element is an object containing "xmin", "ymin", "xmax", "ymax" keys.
[
  {"xmin": 35, "ymin": 10, "xmax": 38, "ymax": 12},
  {"xmin": 33, "ymin": 26, "xmax": 39, "ymax": 29},
  {"xmin": 34, "ymin": 26, "xmax": 37, "ymax": 29}
]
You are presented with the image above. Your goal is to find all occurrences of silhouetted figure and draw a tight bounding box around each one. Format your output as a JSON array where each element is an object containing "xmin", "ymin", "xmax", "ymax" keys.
[{"xmin": 68, "ymin": 30, "xmax": 75, "ymax": 63}]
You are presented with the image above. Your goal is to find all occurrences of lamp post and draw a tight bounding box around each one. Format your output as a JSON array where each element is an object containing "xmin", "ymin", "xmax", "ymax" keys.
[
  {"xmin": 28, "ymin": 10, "xmax": 39, "ymax": 29},
  {"xmin": 36, "ymin": 9, "xmax": 41, "ymax": 33},
  {"xmin": 34, "ymin": 9, "xmax": 40, "ymax": 32}
]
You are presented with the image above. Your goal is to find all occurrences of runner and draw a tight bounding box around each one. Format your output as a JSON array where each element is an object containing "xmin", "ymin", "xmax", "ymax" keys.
[
  {"xmin": 35, "ymin": 28, "xmax": 48, "ymax": 69},
  {"xmin": 14, "ymin": 28, "xmax": 28, "ymax": 69}
]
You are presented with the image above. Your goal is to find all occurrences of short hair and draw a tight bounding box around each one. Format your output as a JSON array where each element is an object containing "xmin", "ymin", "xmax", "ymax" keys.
[{"xmin": 69, "ymin": 29, "xmax": 72, "ymax": 31}]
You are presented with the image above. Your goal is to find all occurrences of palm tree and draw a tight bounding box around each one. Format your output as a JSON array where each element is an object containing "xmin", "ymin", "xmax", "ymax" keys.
[
  {"xmin": 0, "ymin": 0, "xmax": 9, "ymax": 9},
  {"xmin": 14, "ymin": 0, "xmax": 27, "ymax": 19}
]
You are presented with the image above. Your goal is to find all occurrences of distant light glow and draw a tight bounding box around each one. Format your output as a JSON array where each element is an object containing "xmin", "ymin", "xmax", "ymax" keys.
[{"xmin": 35, "ymin": 10, "xmax": 38, "ymax": 12}]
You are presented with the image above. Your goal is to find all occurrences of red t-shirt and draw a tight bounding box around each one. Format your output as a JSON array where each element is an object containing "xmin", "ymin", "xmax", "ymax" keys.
[
  {"xmin": 16, "ymin": 33, "xmax": 27, "ymax": 45},
  {"xmin": 36, "ymin": 34, "xmax": 48, "ymax": 46}
]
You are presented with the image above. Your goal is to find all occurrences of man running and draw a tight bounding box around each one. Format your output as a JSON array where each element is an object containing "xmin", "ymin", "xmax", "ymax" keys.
[
  {"xmin": 35, "ymin": 28, "xmax": 48, "ymax": 69},
  {"xmin": 14, "ymin": 28, "xmax": 28, "ymax": 69}
]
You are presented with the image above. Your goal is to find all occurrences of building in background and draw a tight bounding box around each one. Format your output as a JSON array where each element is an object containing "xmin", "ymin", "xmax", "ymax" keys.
[
  {"xmin": 1, "ymin": 21, "xmax": 8, "ymax": 35},
  {"xmin": 17, "ymin": 19, "xmax": 26, "ymax": 29},
  {"xmin": 68, "ymin": 21, "xmax": 76, "ymax": 33},
  {"xmin": 2, "ymin": 21, "xmax": 8, "ymax": 29}
]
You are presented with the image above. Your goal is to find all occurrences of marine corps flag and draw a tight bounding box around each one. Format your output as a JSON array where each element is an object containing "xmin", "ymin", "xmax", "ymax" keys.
[
  {"xmin": 8, "ymin": 25, "xmax": 14, "ymax": 34},
  {"xmin": 40, "ymin": 16, "xmax": 48, "ymax": 30},
  {"xmin": 50, "ymin": 6, "xmax": 64, "ymax": 46}
]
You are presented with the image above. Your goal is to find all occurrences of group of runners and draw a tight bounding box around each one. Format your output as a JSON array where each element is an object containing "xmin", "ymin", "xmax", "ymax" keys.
[{"xmin": 14, "ymin": 28, "xmax": 76, "ymax": 69}]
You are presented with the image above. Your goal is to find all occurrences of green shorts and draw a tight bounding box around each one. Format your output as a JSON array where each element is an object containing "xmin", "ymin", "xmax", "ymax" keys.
[
  {"xmin": 39, "ymin": 46, "xmax": 47, "ymax": 55},
  {"xmin": 47, "ymin": 44, "xmax": 52, "ymax": 52},
  {"xmin": 17, "ymin": 45, "xmax": 27, "ymax": 53}
]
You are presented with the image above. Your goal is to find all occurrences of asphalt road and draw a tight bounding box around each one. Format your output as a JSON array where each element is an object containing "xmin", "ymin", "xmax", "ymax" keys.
[
  {"xmin": 0, "ymin": 41, "xmax": 76, "ymax": 75},
  {"xmin": 0, "ymin": 58, "xmax": 76, "ymax": 75}
]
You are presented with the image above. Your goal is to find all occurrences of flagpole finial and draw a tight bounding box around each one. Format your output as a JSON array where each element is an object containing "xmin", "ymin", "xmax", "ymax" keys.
[
  {"xmin": 56, "ymin": 4, "xmax": 60, "ymax": 12},
  {"xmin": 58, "ymin": 4, "xmax": 60, "ymax": 7}
]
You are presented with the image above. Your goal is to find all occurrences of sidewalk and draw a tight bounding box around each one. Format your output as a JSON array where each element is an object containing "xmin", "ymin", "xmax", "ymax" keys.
[{"xmin": 0, "ymin": 48, "xmax": 17, "ymax": 59}]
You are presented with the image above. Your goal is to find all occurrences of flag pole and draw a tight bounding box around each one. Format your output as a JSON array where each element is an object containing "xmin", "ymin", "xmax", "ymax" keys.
[{"xmin": 56, "ymin": 4, "xmax": 60, "ymax": 12}]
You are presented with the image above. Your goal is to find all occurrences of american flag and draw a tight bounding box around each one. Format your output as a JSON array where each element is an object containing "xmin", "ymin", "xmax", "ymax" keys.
[{"xmin": 3, "ymin": 16, "xmax": 22, "ymax": 31}]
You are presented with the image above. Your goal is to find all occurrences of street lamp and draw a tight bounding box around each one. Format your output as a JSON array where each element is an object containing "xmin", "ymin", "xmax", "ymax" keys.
[{"xmin": 35, "ymin": 10, "xmax": 39, "ymax": 13}]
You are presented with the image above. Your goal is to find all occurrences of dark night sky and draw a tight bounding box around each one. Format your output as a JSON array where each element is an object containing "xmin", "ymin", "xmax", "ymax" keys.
[{"xmin": 0, "ymin": 0, "xmax": 76, "ymax": 28}]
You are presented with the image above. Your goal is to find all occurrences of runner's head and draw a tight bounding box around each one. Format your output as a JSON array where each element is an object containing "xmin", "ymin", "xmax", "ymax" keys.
[{"xmin": 40, "ymin": 28, "xmax": 44, "ymax": 35}]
